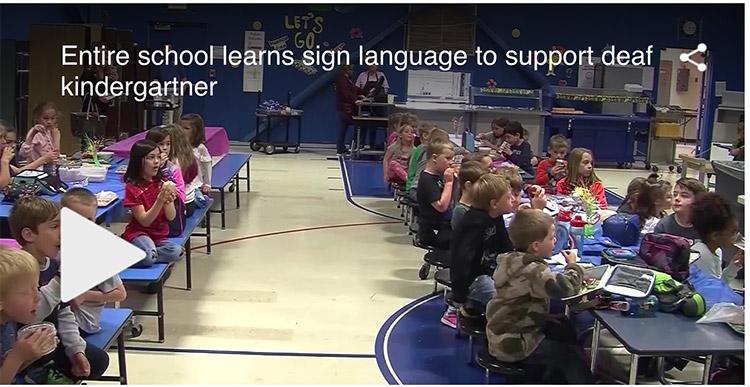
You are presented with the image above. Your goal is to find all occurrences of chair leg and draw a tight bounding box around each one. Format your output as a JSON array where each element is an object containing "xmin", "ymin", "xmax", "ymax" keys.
[
  {"xmin": 485, "ymin": 369, "xmax": 490, "ymax": 384},
  {"xmin": 467, "ymin": 336, "xmax": 474, "ymax": 365}
]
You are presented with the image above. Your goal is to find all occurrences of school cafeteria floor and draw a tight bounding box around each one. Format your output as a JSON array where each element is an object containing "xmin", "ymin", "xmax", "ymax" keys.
[{"xmin": 101, "ymin": 146, "xmax": 711, "ymax": 384}]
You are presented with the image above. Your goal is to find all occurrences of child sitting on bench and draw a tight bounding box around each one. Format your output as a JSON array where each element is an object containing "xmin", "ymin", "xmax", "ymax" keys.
[
  {"xmin": 123, "ymin": 140, "xmax": 182, "ymax": 267},
  {"xmin": 0, "ymin": 247, "xmax": 59, "ymax": 384},
  {"xmin": 486, "ymin": 209, "xmax": 593, "ymax": 384},
  {"xmin": 450, "ymin": 173, "xmax": 514, "ymax": 316},
  {"xmin": 8, "ymin": 197, "xmax": 109, "ymax": 383},
  {"xmin": 61, "ymin": 188, "xmax": 127, "ymax": 334},
  {"xmin": 416, "ymin": 138, "xmax": 456, "ymax": 250},
  {"xmin": 180, "ymin": 114, "xmax": 212, "ymax": 199}
]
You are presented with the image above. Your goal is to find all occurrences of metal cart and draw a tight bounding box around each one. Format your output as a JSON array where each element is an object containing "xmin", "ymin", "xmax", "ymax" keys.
[
  {"xmin": 251, "ymin": 91, "xmax": 303, "ymax": 155},
  {"xmin": 646, "ymin": 106, "xmax": 697, "ymax": 173}
]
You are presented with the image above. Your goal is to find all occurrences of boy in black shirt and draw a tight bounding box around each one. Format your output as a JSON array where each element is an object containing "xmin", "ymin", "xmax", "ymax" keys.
[
  {"xmin": 416, "ymin": 138, "xmax": 456, "ymax": 250},
  {"xmin": 500, "ymin": 121, "xmax": 534, "ymax": 175},
  {"xmin": 450, "ymin": 173, "xmax": 515, "ymax": 315}
]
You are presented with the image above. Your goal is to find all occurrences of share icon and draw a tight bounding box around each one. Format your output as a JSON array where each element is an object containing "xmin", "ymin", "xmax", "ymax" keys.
[{"xmin": 679, "ymin": 43, "xmax": 708, "ymax": 72}]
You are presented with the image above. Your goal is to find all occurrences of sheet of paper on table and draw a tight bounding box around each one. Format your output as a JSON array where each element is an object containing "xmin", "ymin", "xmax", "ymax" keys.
[{"xmin": 545, "ymin": 249, "xmax": 579, "ymax": 266}]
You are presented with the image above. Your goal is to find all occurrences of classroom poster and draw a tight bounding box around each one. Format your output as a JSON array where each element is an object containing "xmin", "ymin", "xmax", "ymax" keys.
[{"xmin": 243, "ymin": 30, "xmax": 265, "ymax": 92}]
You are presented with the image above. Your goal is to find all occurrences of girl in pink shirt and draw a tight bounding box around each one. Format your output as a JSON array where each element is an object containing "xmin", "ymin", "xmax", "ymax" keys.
[{"xmin": 20, "ymin": 102, "xmax": 60, "ymax": 166}]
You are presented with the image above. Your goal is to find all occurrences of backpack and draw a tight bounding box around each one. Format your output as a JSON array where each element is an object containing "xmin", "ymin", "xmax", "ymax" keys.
[
  {"xmin": 639, "ymin": 233, "xmax": 692, "ymax": 281},
  {"xmin": 602, "ymin": 213, "xmax": 641, "ymax": 246},
  {"xmin": 652, "ymin": 271, "xmax": 706, "ymax": 317}
]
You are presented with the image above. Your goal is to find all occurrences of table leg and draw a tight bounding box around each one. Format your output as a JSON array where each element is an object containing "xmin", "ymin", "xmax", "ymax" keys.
[
  {"xmin": 235, "ymin": 174, "xmax": 240, "ymax": 209},
  {"xmin": 185, "ymin": 238, "xmax": 192, "ymax": 290},
  {"xmin": 157, "ymin": 281, "xmax": 165, "ymax": 343},
  {"xmin": 590, "ymin": 319, "xmax": 601, "ymax": 374},
  {"xmin": 702, "ymin": 355, "xmax": 713, "ymax": 384},
  {"xmin": 681, "ymin": 161, "xmax": 688, "ymax": 178},
  {"xmin": 628, "ymin": 354, "xmax": 639, "ymax": 385},
  {"xmin": 245, "ymin": 161, "xmax": 250, "ymax": 191},
  {"xmin": 285, "ymin": 116, "xmax": 290, "ymax": 144},
  {"xmin": 219, "ymin": 188, "xmax": 226, "ymax": 229},
  {"xmin": 117, "ymin": 332, "xmax": 128, "ymax": 385},
  {"xmin": 206, "ymin": 211, "xmax": 211, "ymax": 255},
  {"xmin": 297, "ymin": 117, "xmax": 302, "ymax": 150},
  {"xmin": 355, "ymin": 126, "xmax": 361, "ymax": 158}
]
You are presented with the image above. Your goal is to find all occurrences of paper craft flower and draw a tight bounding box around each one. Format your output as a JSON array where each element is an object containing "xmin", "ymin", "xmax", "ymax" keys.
[
  {"xmin": 350, "ymin": 27, "xmax": 363, "ymax": 39},
  {"xmin": 572, "ymin": 186, "xmax": 597, "ymax": 222},
  {"xmin": 486, "ymin": 78, "xmax": 497, "ymax": 89}
]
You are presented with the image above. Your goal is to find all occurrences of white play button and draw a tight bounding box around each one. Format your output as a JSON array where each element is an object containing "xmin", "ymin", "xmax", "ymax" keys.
[{"xmin": 60, "ymin": 207, "xmax": 146, "ymax": 302}]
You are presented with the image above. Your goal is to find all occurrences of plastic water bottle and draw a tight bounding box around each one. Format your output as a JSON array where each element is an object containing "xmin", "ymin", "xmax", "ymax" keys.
[{"xmin": 570, "ymin": 215, "xmax": 586, "ymax": 249}]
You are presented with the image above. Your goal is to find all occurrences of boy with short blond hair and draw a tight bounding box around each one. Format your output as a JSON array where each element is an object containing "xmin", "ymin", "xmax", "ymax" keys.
[
  {"xmin": 0, "ymin": 247, "xmax": 58, "ymax": 384},
  {"xmin": 486, "ymin": 209, "xmax": 592, "ymax": 383},
  {"xmin": 450, "ymin": 173, "xmax": 514, "ymax": 316},
  {"xmin": 416, "ymin": 138, "xmax": 456, "ymax": 250}
]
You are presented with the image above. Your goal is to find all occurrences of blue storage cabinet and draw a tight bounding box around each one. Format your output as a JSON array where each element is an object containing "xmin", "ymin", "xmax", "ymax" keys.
[{"xmin": 546, "ymin": 114, "xmax": 650, "ymax": 165}]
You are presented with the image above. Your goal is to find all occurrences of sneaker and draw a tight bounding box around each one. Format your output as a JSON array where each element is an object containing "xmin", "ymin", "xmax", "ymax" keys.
[
  {"xmin": 46, "ymin": 368, "xmax": 76, "ymax": 384},
  {"xmin": 441, "ymin": 309, "xmax": 458, "ymax": 329}
]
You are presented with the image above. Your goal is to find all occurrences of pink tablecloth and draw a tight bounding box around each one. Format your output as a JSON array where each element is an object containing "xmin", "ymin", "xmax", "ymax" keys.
[{"xmin": 104, "ymin": 127, "xmax": 230, "ymax": 158}]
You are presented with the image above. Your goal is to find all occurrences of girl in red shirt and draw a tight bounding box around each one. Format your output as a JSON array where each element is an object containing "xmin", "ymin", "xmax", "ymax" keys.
[
  {"xmin": 122, "ymin": 140, "xmax": 182, "ymax": 267},
  {"xmin": 555, "ymin": 148, "xmax": 608, "ymax": 209}
]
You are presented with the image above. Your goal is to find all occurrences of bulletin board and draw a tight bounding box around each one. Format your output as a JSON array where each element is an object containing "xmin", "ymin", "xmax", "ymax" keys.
[{"xmin": 243, "ymin": 30, "xmax": 265, "ymax": 92}]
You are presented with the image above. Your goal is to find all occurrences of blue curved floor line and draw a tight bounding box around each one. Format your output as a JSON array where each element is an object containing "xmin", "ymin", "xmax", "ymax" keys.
[
  {"xmin": 374, "ymin": 294, "xmax": 506, "ymax": 385},
  {"xmin": 338, "ymin": 156, "xmax": 401, "ymax": 221}
]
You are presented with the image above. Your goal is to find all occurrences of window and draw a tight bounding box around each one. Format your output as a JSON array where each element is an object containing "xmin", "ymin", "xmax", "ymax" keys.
[{"xmin": 407, "ymin": 5, "xmax": 476, "ymax": 53}]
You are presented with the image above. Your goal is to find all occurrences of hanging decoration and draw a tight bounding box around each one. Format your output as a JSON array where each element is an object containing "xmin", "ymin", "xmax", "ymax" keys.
[
  {"xmin": 292, "ymin": 59, "xmax": 318, "ymax": 75},
  {"xmin": 555, "ymin": 93, "xmax": 650, "ymax": 104},
  {"xmin": 268, "ymin": 36, "xmax": 289, "ymax": 51},
  {"xmin": 284, "ymin": 12, "xmax": 325, "ymax": 50},
  {"xmin": 485, "ymin": 78, "xmax": 497, "ymax": 90},
  {"xmin": 478, "ymin": 87, "xmax": 536, "ymax": 96}
]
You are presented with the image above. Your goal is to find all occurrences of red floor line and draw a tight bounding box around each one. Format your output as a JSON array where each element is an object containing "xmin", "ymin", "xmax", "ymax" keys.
[{"xmin": 191, "ymin": 220, "xmax": 401, "ymax": 250}]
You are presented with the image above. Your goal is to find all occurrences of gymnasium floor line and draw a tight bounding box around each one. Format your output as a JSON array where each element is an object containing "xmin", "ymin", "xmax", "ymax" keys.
[
  {"xmin": 123, "ymin": 346, "xmax": 376, "ymax": 359},
  {"xmin": 338, "ymin": 156, "xmax": 402, "ymax": 221},
  {"xmin": 189, "ymin": 221, "xmax": 401, "ymax": 250}
]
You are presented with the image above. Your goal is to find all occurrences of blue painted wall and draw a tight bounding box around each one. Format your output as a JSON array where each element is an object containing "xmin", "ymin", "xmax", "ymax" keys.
[{"xmin": 1, "ymin": 3, "xmax": 743, "ymax": 143}]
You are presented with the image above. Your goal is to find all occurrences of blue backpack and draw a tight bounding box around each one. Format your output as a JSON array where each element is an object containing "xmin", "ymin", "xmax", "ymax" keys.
[{"xmin": 602, "ymin": 213, "xmax": 641, "ymax": 246}]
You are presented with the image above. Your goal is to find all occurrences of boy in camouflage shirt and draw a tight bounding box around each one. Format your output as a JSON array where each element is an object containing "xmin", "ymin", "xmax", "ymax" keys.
[{"xmin": 485, "ymin": 209, "xmax": 593, "ymax": 383}]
